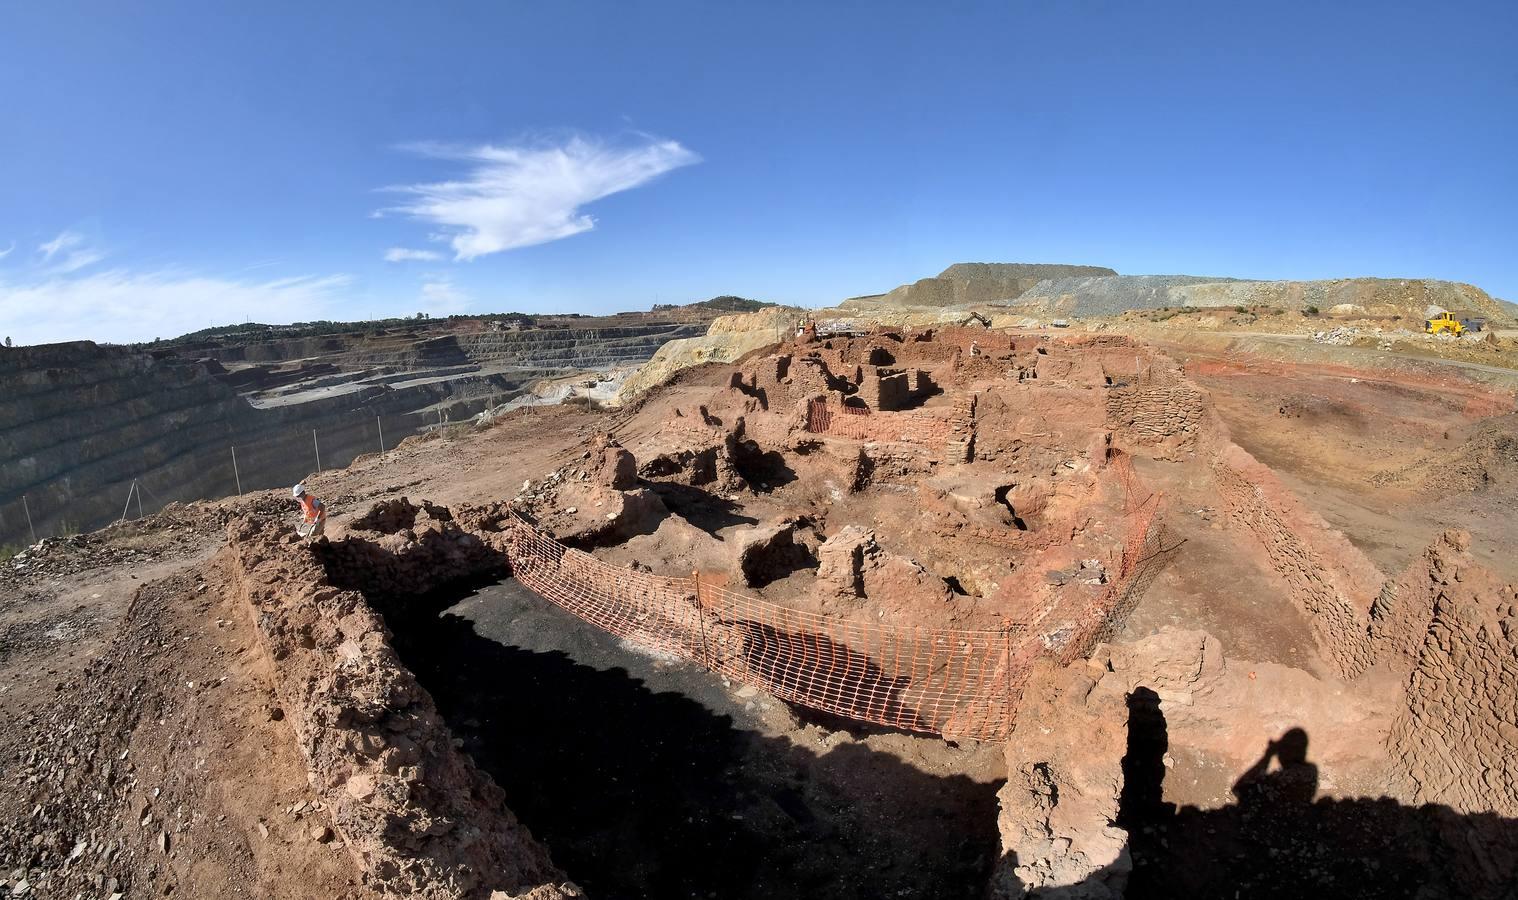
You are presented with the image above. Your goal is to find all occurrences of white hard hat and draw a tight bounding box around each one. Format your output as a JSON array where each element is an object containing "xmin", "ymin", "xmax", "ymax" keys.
[{"xmin": 293, "ymin": 483, "xmax": 306, "ymax": 498}]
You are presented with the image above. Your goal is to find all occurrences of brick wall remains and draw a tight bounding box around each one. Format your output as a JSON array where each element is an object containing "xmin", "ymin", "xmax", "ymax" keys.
[
  {"xmin": 1105, "ymin": 380, "xmax": 1207, "ymax": 460},
  {"xmin": 1210, "ymin": 444, "xmax": 1381, "ymax": 679}
]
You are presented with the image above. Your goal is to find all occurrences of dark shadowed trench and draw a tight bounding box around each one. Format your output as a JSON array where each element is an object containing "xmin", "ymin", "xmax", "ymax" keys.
[{"xmin": 381, "ymin": 576, "xmax": 1004, "ymax": 900}]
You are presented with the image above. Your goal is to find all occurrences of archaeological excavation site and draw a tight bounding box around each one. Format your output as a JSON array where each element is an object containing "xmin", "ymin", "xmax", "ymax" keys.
[{"xmin": 2, "ymin": 314, "xmax": 1516, "ymax": 900}]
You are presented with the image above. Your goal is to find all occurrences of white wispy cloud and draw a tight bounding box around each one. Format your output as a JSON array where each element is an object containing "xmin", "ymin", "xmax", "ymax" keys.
[
  {"xmin": 418, "ymin": 278, "xmax": 472, "ymax": 315},
  {"xmin": 36, "ymin": 229, "xmax": 106, "ymax": 275},
  {"xmin": 38, "ymin": 230, "xmax": 84, "ymax": 260},
  {"xmin": 0, "ymin": 269, "xmax": 353, "ymax": 345},
  {"xmin": 385, "ymin": 247, "xmax": 444, "ymax": 262},
  {"xmin": 45, "ymin": 248, "xmax": 107, "ymax": 275},
  {"xmin": 380, "ymin": 134, "xmax": 700, "ymax": 261},
  {"xmin": 0, "ymin": 241, "xmax": 15, "ymax": 260}
]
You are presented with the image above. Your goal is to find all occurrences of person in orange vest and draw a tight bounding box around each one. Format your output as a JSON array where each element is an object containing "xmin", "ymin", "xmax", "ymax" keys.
[{"xmin": 292, "ymin": 483, "xmax": 327, "ymax": 543}]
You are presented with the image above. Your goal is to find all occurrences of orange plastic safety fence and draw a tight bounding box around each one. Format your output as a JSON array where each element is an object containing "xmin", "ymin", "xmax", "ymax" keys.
[
  {"xmin": 805, "ymin": 397, "xmax": 870, "ymax": 435},
  {"xmin": 500, "ymin": 472, "xmax": 1168, "ymax": 742}
]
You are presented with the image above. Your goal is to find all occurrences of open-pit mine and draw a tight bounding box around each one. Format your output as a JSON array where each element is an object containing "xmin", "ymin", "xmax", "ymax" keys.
[{"xmin": 2, "ymin": 303, "xmax": 1516, "ymax": 899}]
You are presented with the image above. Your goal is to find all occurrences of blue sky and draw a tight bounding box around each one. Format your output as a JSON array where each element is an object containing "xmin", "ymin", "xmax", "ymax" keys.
[{"xmin": 2, "ymin": 1, "xmax": 1515, "ymax": 344}]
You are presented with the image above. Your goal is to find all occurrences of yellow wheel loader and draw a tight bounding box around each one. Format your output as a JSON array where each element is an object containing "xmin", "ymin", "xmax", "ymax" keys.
[{"xmin": 1425, "ymin": 312, "xmax": 1465, "ymax": 336}]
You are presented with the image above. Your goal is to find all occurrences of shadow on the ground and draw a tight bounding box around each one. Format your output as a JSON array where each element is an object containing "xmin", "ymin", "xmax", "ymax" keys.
[
  {"xmin": 382, "ymin": 580, "xmax": 1002, "ymax": 900},
  {"xmin": 731, "ymin": 439, "xmax": 798, "ymax": 492},
  {"xmin": 999, "ymin": 684, "xmax": 1518, "ymax": 899},
  {"xmin": 648, "ymin": 481, "xmax": 759, "ymax": 536}
]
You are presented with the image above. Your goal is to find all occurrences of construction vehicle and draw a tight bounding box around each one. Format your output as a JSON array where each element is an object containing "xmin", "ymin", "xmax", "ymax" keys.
[{"xmin": 1424, "ymin": 311, "xmax": 1465, "ymax": 336}]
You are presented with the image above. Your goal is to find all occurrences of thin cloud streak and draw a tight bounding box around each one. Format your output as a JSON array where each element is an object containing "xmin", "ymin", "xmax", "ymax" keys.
[
  {"xmin": 380, "ymin": 134, "xmax": 700, "ymax": 261},
  {"xmin": 0, "ymin": 269, "xmax": 353, "ymax": 345},
  {"xmin": 34, "ymin": 229, "xmax": 107, "ymax": 275},
  {"xmin": 385, "ymin": 247, "xmax": 444, "ymax": 262},
  {"xmin": 38, "ymin": 230, "xmax": 84, "ymax": 260},
  {"xmin": 44, "ymin": 248, "xmax": 107, "ymax": 276}
]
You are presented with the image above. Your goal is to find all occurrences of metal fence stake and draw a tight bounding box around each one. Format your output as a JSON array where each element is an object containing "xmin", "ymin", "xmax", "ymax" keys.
[
  {"xmin": 231, "ymin": 446, "xmax": 243, "ymax": 496},
  {"xmin": 119, "ymin": 482, "xmax": 136, "ymax": 523},
  {"xmin": 313, "ymin": 429, "xmax": 322, "ymax": 472},
  {"xmin": 22, "ymin": 495, "xmax": 36, "ymax": 545}
]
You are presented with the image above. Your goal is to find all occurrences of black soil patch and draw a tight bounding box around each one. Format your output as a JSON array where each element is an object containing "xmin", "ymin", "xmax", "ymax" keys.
[{"xmin": 383, "ymin": 578, "xmax": 1003, "ymax": 900}]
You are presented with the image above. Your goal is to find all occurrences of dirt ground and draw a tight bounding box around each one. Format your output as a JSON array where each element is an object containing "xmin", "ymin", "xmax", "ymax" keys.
[
  {"xmin": 1179, "ymin": 356, "xmax": 1518, "ymax": 581},
  {"xmin": 2, "ymin": 329, "xmax": 1515, "ymax": 898}
]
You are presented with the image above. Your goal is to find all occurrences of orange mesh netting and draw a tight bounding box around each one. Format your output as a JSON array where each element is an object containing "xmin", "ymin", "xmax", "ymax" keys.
[{"xmin": 500, "ymin": 465, "xmax": 1167, "ymax": 742}]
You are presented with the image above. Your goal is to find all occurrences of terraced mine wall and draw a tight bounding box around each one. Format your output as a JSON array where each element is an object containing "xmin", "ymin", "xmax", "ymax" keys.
[
  {"xmin": 190, "ymin": 322, "xmax": 703, "ymax": 371},
  {"xmin": 0, "ymin": 322, "xmax": 706, "ymax": 548},
  {"xmin": 0, "ymin": 344, "xmax": 478, "ymax": 547}
]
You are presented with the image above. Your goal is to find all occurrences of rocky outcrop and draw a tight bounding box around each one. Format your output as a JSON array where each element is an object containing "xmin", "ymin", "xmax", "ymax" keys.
[
  {"xmin": 518, "ymin": 438, "xmax": 670, "ymax": 545},
  {"xmin": 615, "ymin": 307, "xmax": 802, "ymax": 404}
]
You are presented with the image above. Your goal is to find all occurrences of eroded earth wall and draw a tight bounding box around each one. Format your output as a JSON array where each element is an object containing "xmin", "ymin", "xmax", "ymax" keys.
[
  {"xmin": 219, "ymin": 512, "xmax": 578, "ymax": 899},
  {"xmin": 1381, "ymin": 532, "xmax": 1518, "ymax": 816}
]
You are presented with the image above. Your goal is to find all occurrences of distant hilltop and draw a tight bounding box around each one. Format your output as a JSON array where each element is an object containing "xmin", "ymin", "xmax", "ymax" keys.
[
  {"xmin": 844, "ymin": 262, "xmax": 1117, "ymax": 309},
  {"xmin": 841, "ymin": 263, "xmax": 1512, "ymax": 324},
  {"xmin": 1011, "ymin": 274, "xmax": 1511, "ymax": 321}
]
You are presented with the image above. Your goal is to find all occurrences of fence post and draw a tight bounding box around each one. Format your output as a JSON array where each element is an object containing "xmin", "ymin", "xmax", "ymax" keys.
[
  {"xmin": 376, "ymin": 415, "xmax": 385, "ymax": 455},
  {"xmin": 22, "ymin": 495, "xmax": 36, "ymax": 545},
  {"xmin": 693, "ymin": 571, "xmax": 713, "ymax": 667},
  {"xmin": 312, "ymin": 429, "xmax": 323, "ymax": 472},
  {"xmin": 1002, "ymin": 626, "xmax": 1015, "ymax": 740},
  {"xmin": 135, "ymin": 480, "xmax": 143, "ymax": 520},
  {"xmin": 231, "ymin": 446, "xmax": 243, "ymax": 496},
  {"xmin": 119, "ymin": 482, "xmax": 136, "ymax": 523}
]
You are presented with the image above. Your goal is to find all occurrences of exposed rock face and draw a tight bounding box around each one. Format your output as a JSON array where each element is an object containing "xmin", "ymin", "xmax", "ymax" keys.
[
  {"xmin": 814, "ymin": 526, "xmax": 956, "ymax": 621},
  {"xmin": 993, "ymin": 654, "xmax": 1132, "ymax": 899},
  {"xmin": 1103, "ymin": 373, "xmax": 1207, "ymax": 461},
  {"xmin": 588, "ymin": 435, "xmax": 639, "ymax": 491},
  {"xmin": 317, "ymin": 499, "xmax": 503, "ymax": 597},
  {"xmin": 615, "ymin": 307, "xmax": 802, "ymax": 404},
  {"xmin": 732, "ymin": 520, "xmax": 811, "ymax": 588},
  {"xmin": 522, "ymin": 440, "xmax": 670, "ymax": 545},
  {"xmin": 816, "ymin": 525, "xmax": 873, "ymax": 600},
  {"xmin": 1381, "ymin": 531, "xmax": 1518, "ymax": 816},
  {"xmin": 849, "ymin": 263, "xmax": 1119, "ymax": 309}
]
